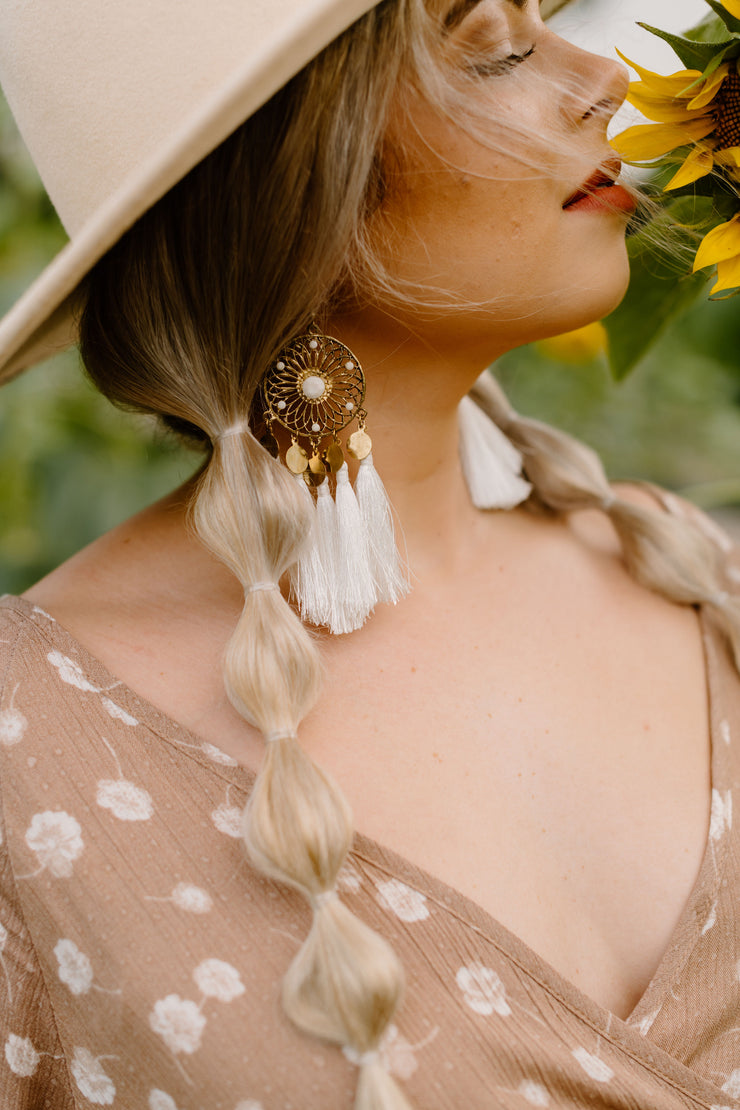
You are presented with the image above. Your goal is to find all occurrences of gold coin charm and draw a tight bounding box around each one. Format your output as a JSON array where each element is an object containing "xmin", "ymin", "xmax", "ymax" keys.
[
  {"xmin": 307, "ymin": 452, "xmax": 327, "ymax": 486},
  {"xmin": 286, "ymin": 442, "xmax": 309, "ymax": 474},
  {"xmin": 346, "ymin": 428, "xmax": 372, "ymax": 461},
  {"xmin": 325, "ymin": 441, "xmax": 344, "ymax": 473},
  {"xmin": 309, "ymin": 452, "xmax": 327, "ymax": 477}
]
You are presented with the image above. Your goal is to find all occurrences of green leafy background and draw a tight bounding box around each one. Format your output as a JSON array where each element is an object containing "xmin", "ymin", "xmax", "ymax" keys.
[{"xmin": 2, "ymin": 82, "xmax": 740, "ymax": 595}]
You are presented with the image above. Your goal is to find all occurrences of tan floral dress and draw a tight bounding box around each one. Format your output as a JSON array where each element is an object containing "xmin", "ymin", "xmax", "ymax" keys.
[{"xmin": 0, "ymin": 591, "xmax": 738, "ymax": 1110}]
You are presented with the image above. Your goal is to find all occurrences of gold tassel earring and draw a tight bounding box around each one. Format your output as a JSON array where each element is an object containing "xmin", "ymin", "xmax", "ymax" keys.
[{"xmin": 260, "ymin": 327, "xmax": 409, "ymax": 634}]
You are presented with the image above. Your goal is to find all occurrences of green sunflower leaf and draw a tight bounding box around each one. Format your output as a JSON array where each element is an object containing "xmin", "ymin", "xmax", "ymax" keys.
[
  {"xmin": 703, "ymin": 0, "xmax": 740, "ymax": 35},
  {"xmin": 605, "ymin": 196, "xmax": 714, "ymax": 380},
  {"xmin": 637, "ymin": 22, "xmax": 735, "ymax": 70}
]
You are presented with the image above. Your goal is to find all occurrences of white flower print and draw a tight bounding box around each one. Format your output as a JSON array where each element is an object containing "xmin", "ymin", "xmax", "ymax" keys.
[
  {"xmin": 630, "ymin": 1007, "xmax": 660, "ymax": 1036},
  {"xmin": 24, "ymin": 810, "xmax": 83, "ymax": 878},
  {"xmin": 375, "ymin": 878, "xmax": 429, "ymax": 923},
  {"xmin": 0, "ymin": 921, "xmax": 11, "ymax": 1000},
  {"xmin": 234, "ymin": 1102, "xmax": 264, "ymax": 1110},
  {"xmin": 336, "ymin": 861, "xmax": 362, "ymax": 893},
  {"xmin": 0, "ymin": 686, "xmax": 26, "ymax": 747},
  {"xmin": 710, "ymin": 789, "xmax": 733, "ymax": 842},
  {"xmin": 172, "ymin": 883, "xmax": 213, "ymax": 914},
  {"xmin": 722, "ymin": 1070, "xmax": 740, "ymax": 1099},
  {"xmin": 378, "ymin": 1023, "xmax": 438, "ymax": 1080},
  {"xmin": 702, "ymin": 901, "xmax": 718, "ymax": 936},
  {"xmin": 32, "ymin": 604, "xmax": 56, "ymax": 622},
  {"xmin": 518, "ymin": 1080, "xmax": 551, "ymax": 1107},
  {"xmin": 47, "ymin": 650, "xmax": 100, "ymax": 692},
  {"xmin": 201, "ymin": 742, "xmax": 237, "ymax": 766},
  {"xmin": 720, "ymin": 719, "xmax": 732, "ymax": 746},
  {"xmin": 456, "ymin": 963, "xmax": 512, "ymax": 1017},
  {"xmin": 145, "ymin": 882, "xmax": 214, "ymax": 915},
  {"xmin": 4, "ymin": 1034, "xmax": 39, "ymax": 1077},
  {"xmin": 193, "ymin": 958, "xmax": 245, "ymax": 1002},
  {"xmin": 96, "ymin": 779, "xmax": 153, "ymax": 822},
  {"xmin": 55, "ymin": 939, "xmax": 93, "ymax": 995},
  {"xmin": 572, "ymin": 1047, "xmax": 614, "ymax": 1084},
  {"xmin": 712, "ymin": 1105, "xmax": 736, "ymax": 1110},
  {"xmin": 149, "ymin": 1091, "xmax": 179, "ymax": 1110},
  {"xmin": 71, "ymin": 1046, "xmax": 116, "ymax": 1104},
  {"xmin": 93, "ymin": 735, "xmax": 154, "ymax": 822},
  {"xmin": 149, "ymin": 994, "xmax": 206, "ymax": 1054},
  {"xmin": 0, "ymin": 707, "xmax": 26, "ymax": 747},
  {"xmin": 342, "ymin": 1023, "xmax": 438, "ymax": 1080},
  {"xmin": 101, "ymin": 697, "xmax": 139, "ymax": 727},
  {"xmin": 211, "ymin": 803, "xmax": 243, "ymax": 839}
]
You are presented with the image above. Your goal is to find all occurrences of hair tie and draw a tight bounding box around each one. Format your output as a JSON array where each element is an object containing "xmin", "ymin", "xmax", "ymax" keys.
[
  {"xmin": 312, "ymin": 888, "xmax": 339, "ymax": 910},
  {"xmin": 601, "ymin": 492, "xmax": 616, "ymax": 511},
  {"xmin": 215, "ymin": 420, "xmax": 250, "ymax": 441},
  {"xmin": 247, "ymin": 582, "xmax": 279, "ymax": 594},
  {"xmin": 356, "ymin": 1049, "xmax": 380, "ymax": 1069},
  {"xmin": 264, "ymin": 730, "xmax": 298, "ymax": 744}
]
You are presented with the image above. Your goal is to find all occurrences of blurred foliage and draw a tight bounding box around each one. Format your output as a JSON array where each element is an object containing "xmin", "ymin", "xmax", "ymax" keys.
[
  {"xmin": 1, "ymin": 90, "xmax": 740, "ymax": 595},
  {"xmin": 0, "ymin": 96, "xmax": 201, "ymax": 594},
  {"xmin": 499, "ymin": 286, "xmax": 740, "ymax": 502}
]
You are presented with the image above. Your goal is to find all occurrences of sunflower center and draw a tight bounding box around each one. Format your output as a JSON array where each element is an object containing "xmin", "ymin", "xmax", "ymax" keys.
[{"xmin": 713, "ymin": 64, "xmax": 740, "ymax": 150}]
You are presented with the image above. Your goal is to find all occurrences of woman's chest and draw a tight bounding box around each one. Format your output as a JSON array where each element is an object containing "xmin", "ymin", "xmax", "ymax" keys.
[{"xmin": 142, "ymin": 575, "xmax": 713, "ymax": 1022}]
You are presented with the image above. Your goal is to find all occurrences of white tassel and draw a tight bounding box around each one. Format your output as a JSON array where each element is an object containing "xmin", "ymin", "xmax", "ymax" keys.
[
  {"xmin": 458, "ymin": 394, "xmax": 532, "ymax": 510},
  {"xmin": 355, "ymin": 453, "xmax": 410, "ymax": 606},
  {"xmin": 332, "ymin": 463, "xmax": 377, "ymax": 634},
  {"xmin": 289, "ymin": 474, "xmax": 330, "ymax": 627},
  {"xmin": 314, "ymin": 479, "xmax": 339, "ymax": 630}
]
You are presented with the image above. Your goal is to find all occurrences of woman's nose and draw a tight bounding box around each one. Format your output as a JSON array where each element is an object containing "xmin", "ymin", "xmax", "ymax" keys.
[{"xmin": 555, "ymin": 42, "xmax": 631, "ymax": 130}]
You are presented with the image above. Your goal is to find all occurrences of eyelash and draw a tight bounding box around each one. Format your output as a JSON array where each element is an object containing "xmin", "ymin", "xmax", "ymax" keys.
[{"xmin": 469, "ymin": 43, "xmax": 536, "ymax": 78}]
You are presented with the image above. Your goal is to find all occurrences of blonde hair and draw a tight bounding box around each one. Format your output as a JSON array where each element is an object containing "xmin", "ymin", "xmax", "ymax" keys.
[{"xmin": 77, "ymin": 1, "xmax": 740, "ymax": 1107}]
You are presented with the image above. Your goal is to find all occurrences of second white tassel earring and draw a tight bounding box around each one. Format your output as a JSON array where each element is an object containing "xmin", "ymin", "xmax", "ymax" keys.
[{"xmin": 457, "ymin": 393, "xmax": 532, "ymax": 510}]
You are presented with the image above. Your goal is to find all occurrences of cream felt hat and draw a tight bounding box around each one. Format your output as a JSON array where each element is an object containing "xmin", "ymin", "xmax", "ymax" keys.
[{"xmin": 0, "ymin": 0, "xmax": 573, "ymax": 384}]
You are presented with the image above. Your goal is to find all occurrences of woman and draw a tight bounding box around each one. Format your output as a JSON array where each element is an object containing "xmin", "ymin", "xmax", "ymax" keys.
[{"xmin": 0, "ymin": 0, "xmax": 738, "ymax": 1107}]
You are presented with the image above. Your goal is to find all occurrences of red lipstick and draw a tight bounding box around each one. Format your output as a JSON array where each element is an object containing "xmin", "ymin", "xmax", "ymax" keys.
[{"xmin": 563, "ymin": 158, "xmax": 637, "ymax": 216}]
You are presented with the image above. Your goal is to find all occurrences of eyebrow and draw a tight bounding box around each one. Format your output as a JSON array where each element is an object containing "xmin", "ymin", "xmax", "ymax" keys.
[{"xmin": 444, "ymin": 0, "xmax": 528, "ymax": 31}]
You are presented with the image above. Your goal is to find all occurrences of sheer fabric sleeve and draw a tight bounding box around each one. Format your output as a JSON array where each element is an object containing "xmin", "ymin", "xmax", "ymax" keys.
[
  {"xmin": 0, "ymin": 828, "xmax": 73, "ymax": 1108},
  {"xmin": 0, "ymin": 628, "xmax": 74, "ymax": 1108}
]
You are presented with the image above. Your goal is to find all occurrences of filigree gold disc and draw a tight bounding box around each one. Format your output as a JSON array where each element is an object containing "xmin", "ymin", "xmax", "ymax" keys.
[{"xmin": 262, "ymin": 333, "xmax": 365, "ymax": 439}]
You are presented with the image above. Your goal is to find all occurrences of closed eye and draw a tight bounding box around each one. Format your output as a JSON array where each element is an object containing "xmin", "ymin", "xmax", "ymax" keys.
[{"xmin": 470, "ymin": 43, "xmax": 536, "ymax": 77}]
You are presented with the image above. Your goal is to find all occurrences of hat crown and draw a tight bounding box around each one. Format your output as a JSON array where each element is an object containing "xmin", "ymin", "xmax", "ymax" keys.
[{"xmin": 0, "ymin": 0, "xmax": 376, "ymax": 236}]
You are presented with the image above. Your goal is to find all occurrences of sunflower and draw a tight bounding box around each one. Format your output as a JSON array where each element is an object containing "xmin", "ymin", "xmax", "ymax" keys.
[
  {"xmin": 611, "ymin": 0, "xmax": 740, "ymax": 294},
  {"xmin": 611, "ymin": 57, "xmax": 740, "ymax": 191}
]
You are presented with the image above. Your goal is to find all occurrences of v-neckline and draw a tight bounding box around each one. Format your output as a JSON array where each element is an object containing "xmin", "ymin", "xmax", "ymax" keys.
[{"xmin": 5, "ymin": 593, "xmax": 731, "ymax": 1067}]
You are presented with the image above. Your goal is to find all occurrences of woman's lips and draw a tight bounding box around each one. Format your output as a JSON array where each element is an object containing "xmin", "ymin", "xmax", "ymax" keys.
[{"xmin": 563, "ymin": 159, "xmax": 637, "ymax": 215}]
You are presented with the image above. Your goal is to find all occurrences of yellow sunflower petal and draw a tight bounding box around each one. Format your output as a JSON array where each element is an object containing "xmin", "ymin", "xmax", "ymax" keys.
[
  {"xmin": 712, "ymin": 252, "xmax": 740, "ymax": 294},
  {"xmin": 665, "ymin": 146, "xmax": 715, "ymax": 189},
  {"xmin": 693, "ymin": 216, "xmax": 740, "ymax": 271},
  {"xmin": 721, "ymin": 0, "xmax": 740, "ymax": 18},
  {"xmin": 714, "ymin": 146, "xmax": 740, "ymax": 173},
  {"xmin": 627, "ymin": 84, "xmax": 711, "ymax": 122},
  {"xmin": 687, "ymin": 65, "xmax": 730, "ymax": 111},
  {"xmin": 537, "ymin": 322, "xmax": 608, "ymax": 363},
  {"xmin": 612, "ymin": 118, "xmax": 716, "ymax": 160},
  {"xmin": 615, "ymin": 51, "xmax": 701, "ymax": 96}
]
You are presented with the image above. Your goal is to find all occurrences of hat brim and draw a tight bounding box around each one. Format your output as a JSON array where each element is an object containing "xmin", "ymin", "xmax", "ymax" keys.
[{"xmin": 0, "ymin": 0, "xmax": 577, "ymax": 384}]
